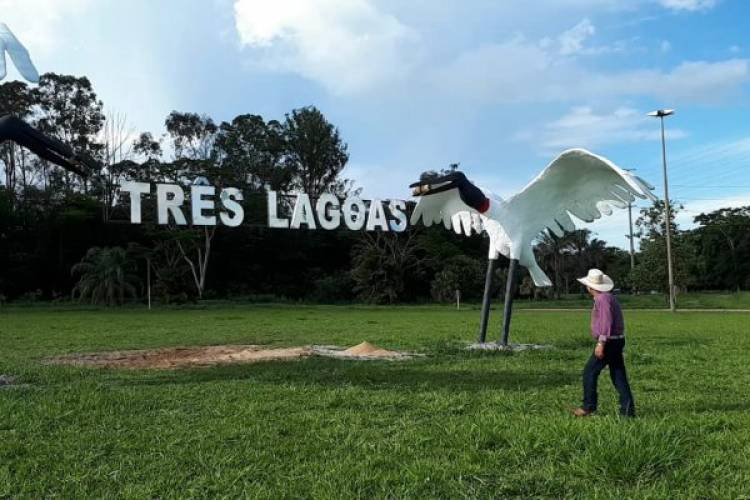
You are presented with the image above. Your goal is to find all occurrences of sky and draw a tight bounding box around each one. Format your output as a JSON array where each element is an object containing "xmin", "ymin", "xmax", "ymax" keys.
[{"xmin": 2, "ymin": 0, "xmax": 750, "ymax": 249}]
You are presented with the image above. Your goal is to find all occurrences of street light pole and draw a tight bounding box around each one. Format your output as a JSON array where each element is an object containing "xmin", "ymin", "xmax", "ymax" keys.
[
  {"xmin": 624, "ymin": 168, "xmax": 636, "ymax": 271},
  {"xmin": 627, "ymin": 201, "xmax": 635, "ymax": 270},
  {"xmin": 648, "ymin": 109, "xmax": 676, "ymax": 312}
]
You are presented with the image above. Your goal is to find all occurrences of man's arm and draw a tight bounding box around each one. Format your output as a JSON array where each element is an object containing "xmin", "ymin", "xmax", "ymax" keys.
[{"xmin": 593, "ymin": 296, "xmax": 613, "ymax": 359}]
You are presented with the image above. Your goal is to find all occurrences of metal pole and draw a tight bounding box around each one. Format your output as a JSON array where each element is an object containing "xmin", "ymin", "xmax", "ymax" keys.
[
  {"xmin": 499, "ymin": 258, "xmax": 518, "ymax": 346},
  {"xmin": 477, "ymin": 259, "xmax": 496, "ymax": 343},
  {"xmin": 660, "ymin": 116, "xmax": 676, "ymax": 312},
  {"xmin": 147, "ymin": 257, "xmax": 152, "ymax": 311},
  {"xmin": 627, "ymin": 201, "xmax": 635, "ymax": 270}
]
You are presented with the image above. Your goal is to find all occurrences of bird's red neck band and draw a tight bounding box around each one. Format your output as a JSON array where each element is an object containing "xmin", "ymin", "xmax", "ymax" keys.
[{"xmin": 478, "ymin": 198, "xmax": 490, "ymax": 213}]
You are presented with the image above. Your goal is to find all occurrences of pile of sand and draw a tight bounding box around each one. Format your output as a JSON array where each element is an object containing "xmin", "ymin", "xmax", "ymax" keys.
[
  {"xmin": 47, "ymin": 342, "xmax": 414, "ymax": 369},
  {"xmin": 345, "ymin": 341, "xmax": 400, "ymax": 357},
  {"xmin": 313, "ymin": 341, "xmax": 415, "ymax": 360}
]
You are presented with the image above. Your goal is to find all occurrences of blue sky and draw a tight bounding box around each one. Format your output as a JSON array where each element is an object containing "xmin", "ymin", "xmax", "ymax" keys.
[{"xmin": 2, "ymin": 0, "xmax": 749, "ymax": 248}]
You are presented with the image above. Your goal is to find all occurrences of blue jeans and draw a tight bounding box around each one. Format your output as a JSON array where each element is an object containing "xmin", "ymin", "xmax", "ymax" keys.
[{"xmin": 582, "ymin": 338, "xmax": 635, "ymax": 416}]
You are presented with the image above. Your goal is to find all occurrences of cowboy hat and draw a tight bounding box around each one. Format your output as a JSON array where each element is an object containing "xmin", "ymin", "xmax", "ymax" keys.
[{"xmin": 577, "ymin": 268, "xmax": 614, "ymax": 292}]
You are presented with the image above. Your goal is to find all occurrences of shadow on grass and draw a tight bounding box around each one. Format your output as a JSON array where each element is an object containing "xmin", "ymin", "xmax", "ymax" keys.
[{"xmin": 108, "ymin": 357, "xmax": 577, "ymax": 393}]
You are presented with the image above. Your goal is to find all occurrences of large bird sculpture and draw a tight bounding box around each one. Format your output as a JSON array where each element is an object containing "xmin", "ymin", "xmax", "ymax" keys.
[{"xmin": 410, "ymin": 148, "xmax": 657, "ymax": 345}]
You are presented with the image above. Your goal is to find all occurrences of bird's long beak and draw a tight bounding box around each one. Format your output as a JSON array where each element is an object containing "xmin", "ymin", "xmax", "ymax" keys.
[{"xmin": 409, "ymin": 172, "xmax": 464, "ymax": 197}]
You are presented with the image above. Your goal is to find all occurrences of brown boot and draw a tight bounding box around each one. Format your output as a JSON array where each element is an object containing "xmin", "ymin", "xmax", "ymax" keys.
[{"xmin": 573, "ymin": 407, "xmax": 595, "ymax": 417}]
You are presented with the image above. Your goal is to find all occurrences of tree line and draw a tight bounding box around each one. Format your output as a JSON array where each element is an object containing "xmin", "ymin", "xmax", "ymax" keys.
[{"xmin": 1, "ymin": 73, "xmax": 747, "ymax": 305}]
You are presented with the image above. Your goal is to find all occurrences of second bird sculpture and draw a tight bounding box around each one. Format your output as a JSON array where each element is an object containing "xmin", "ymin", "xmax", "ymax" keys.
[{"xmin": 409, "ymin": 148, "xmax": 657, "ymax": 345}]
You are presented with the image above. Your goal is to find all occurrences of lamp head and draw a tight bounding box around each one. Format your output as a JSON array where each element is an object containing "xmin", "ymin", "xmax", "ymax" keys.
[{"xmin": 647, "ymin": 109, "xmax": 675, "ymax": 117}]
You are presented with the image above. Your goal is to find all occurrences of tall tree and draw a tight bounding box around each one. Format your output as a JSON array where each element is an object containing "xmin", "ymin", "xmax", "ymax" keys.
[
  {"xmin": 0, "ymin": 81, "xmax": 34, "ymax": 208},
  {"xmin": 162, "ymin": 111, "xmax": 220, "ymax": 299},
  {"xmin": 165, "ymin": 111, "xmax": 216, "ymax": 163},
  {"xmin": 215, "ymin": 114, "xmax": 291, "ymax": 191},
  {"xmin": 635, "ymin": 199, "xmax": 681, "ymax": 239},
  {"xmin": 693, "ymin": 207, "xmax": 750, "ymax": 291},
  {"xmin": 97, "ymin": 110, "xmax": 134, "ymax": 221},
  {"xmin": 631, "ymin": 201, "xmax": 695, "ymax": 294},
  {"xmin": 33, "ymin": 73, "xmax": 105, "ymax": 193},
  {"xmin": 283, "ymin": 106, "xmax": 350, "ymax": 198}
]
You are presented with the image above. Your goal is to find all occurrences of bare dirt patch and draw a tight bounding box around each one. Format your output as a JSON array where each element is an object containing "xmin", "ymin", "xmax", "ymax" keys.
[
  {"xmin": 48, "ymin": 345, "xmax": 312, "ymax": 369},
  {"xmin": 47, "ymin": 342, "xmax": 416, "ymax": 369}
]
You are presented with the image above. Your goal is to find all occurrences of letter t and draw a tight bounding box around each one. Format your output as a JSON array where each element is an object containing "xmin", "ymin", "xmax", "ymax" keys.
[{"xmin": 120, "ymin": 181, "xmax": 150, "ymax": 224}]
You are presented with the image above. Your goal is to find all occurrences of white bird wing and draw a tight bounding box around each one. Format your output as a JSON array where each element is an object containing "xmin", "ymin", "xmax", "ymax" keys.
[
  {"xmin": 0, "ymin": 23, "xmax": 39, "ymax": 83},
  {"xmin": 410, "ymin": 188, "xmax": 482, "ymax": 236},
  {"xmin": 0, "ymin": 35, "xmax": 5, "ymax": 80},
  {"xmin": 505, "ymin": 148, "xmax": 657, "ymax": 239}
]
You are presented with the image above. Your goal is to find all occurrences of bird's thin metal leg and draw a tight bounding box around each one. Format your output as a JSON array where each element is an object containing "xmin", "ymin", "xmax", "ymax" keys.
[
  {"xmin": 477, "ymin": 258, "xmax": 496, "ymax": 344},
  {"xmin": 499, "ymin": 258, "xmax": 519, "ymax": 346}
]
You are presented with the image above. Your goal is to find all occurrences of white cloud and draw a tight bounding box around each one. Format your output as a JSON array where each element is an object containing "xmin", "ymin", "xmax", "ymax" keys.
[
  {"xmin": 341, "ymin": 162, "xmax": 420, "ymax": 200},
  {"xmin": 233, "ymin": 0, "xmax": 417, "ymax": 95},
  {"xmin": 515, "ymin": 106, "xmax": 687, "ymax": 151},
  {"xmin": 660, "ymin": 40, "xmax": 672, "ymax": 52},
  {"xmin": 605, "ymin": 59, "xmax": 750, "ymax": 101},
  {"xmin": 433, "ymin": 37, "xmax": 557, "ymax": 102},
  {"xmin": 232, "ymin": 2, "xmax": 746, "ymax": 104},
  {"xmin": 435, "ymin": 29, "xmax": 749, "ymax": 105},
  {"xmin": 558, "ymin": 18, "xmax": 595, "ymax": 55},
  {"xmin": 658, "ymin": 0, "xmax": 718, "ymax": 11},
  {"xmin": 0, "ymin": 0, "xmax": 91, "ymax": 56}
]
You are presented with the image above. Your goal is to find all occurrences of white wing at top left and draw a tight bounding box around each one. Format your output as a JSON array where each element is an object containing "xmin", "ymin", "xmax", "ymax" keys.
[{"xmin": 0, "ymin": 22, "xmax": 40, "ymax": 83}]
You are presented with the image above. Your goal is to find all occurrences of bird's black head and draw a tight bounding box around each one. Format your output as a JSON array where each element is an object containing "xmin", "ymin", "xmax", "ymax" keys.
[
  {"xmin": 410, "ymin": 171, "xmax": 489, "ymax": 212},
  {"xmin": 410, "ymin": 171, "xmax": 467, "ymax": 197}
]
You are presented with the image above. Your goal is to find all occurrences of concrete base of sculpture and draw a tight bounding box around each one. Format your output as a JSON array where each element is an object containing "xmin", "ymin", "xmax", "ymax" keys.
[{"xmin": 466, "ymin": 343, "xmax": 552, "ymax": 352}]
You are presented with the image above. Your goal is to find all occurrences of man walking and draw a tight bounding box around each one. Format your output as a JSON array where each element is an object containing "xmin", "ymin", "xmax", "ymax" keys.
[{"xmin": 573, "ymin": 269, "xmax": 635, "ymax": 417}]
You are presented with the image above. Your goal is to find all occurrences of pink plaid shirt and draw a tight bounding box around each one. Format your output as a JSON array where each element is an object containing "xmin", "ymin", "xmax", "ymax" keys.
[{"xmin": 591, "ymin": 292, "xmax": 624, "ymax": 342}]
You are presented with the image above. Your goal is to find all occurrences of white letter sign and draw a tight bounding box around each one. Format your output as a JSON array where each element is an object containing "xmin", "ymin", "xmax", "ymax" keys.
[
  {"xmin": 157, "ymin": 184, "xmax": 187, "ymax": 225},
  {"xmin": 191, "ymin": 185, "xmax": 216, "ymax": 226},
  {"xmin": 120, "ymin": 181, "xmax": 150, "ymax": 224}
]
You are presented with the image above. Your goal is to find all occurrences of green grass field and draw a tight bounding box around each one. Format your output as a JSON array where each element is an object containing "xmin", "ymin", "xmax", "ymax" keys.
[
  {"xmin": 1, "ymin": 305, "xmax": 749, "ymax": 498},
  {"xmin": 513, "ymin": 291, "xmax": 750, "ymax": 310}
]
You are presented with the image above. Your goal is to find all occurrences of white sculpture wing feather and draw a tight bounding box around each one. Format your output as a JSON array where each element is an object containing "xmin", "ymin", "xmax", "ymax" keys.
[
  {"xmin": 410, "ymin": 188, "xmax": 481, "ymax": 236},
  {"xmin": 0, "ymin": 35, "xmax": 5, "ymax": 80},
  {"xmin": 505, "ymin": 148, "xmax": 657, "ymax": 239},
  {"xmin": 0, "ymin": 23, "xmax": 39, "ymax": 83}
]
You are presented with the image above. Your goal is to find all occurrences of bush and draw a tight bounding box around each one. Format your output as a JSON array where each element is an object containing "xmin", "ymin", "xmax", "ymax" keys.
[
  {"xmin": 310, "ymin": 274, "xmax": 355, "ymax": 303},
  {"xmin": 430, "ymin": 255, "xmax": 487, "ymax": 303}
]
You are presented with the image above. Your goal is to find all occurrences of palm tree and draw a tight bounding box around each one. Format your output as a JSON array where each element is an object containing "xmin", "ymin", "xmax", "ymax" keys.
[
  {"xmin": 71, "ymin": 247, "xmax": 138, "ymax": 306},
  {"xmin": 536, "ymin": 232, "xmax": 566, "ymax": 298}
]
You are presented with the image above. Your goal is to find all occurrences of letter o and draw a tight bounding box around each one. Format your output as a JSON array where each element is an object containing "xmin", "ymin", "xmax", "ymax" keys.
[{"xmin": 342, "ymin": 197, "xmax": 366, "ymax": 230}]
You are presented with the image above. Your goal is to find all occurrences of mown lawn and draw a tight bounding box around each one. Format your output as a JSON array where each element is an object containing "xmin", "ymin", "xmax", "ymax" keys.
[
  {"xmin": 514, "ymin": 290, "xmax": 750, "ymax": 309},
  {"xmin": 1, "ymin": 304, "xmax": 749, "ymax": 498}
]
